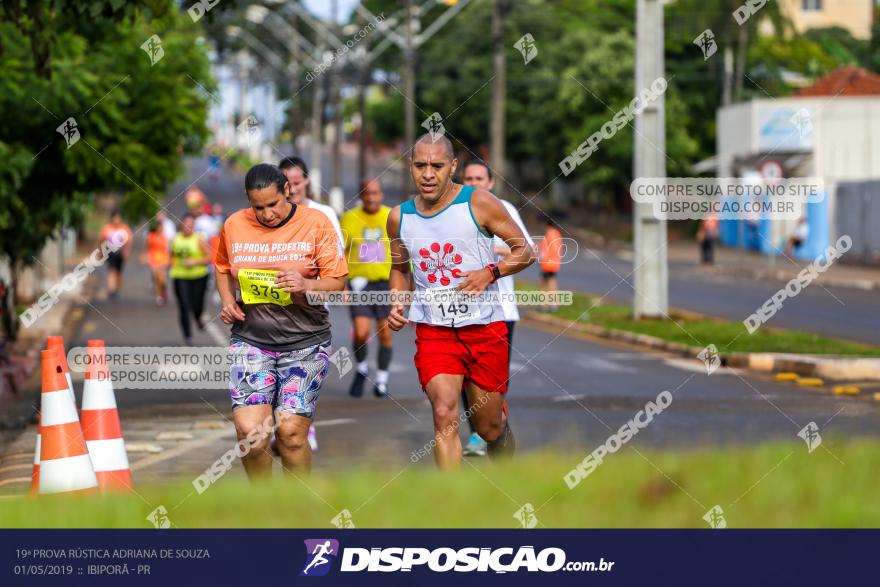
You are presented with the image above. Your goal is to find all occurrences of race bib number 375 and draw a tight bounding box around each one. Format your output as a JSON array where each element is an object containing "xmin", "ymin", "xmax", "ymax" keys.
[{"xmin": 238, "ymin": 268, "xmax": 292, "ymax": 306}]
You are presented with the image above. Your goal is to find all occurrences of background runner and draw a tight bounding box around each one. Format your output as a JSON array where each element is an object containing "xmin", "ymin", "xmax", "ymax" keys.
[{"xmin": 340, "ymin": 178, "xmax": 394, "ymax": 398}]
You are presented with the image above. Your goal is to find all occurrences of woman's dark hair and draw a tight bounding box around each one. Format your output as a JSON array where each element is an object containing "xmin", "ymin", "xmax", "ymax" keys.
[
  {"xmin": 464, "ymin": 159, "xmax": 492, "ymax": 180},
  {"xmin": 245, "ymin": 163, "xmax": 288, "ymax": 194},
  {"xmin": 278, "ymin": 156, "xmax": 309, "ymax": 178}
]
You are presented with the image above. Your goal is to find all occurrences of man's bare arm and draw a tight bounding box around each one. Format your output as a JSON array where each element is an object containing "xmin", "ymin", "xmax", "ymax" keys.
[
  {"xmin": 386, "ymin": 206, "xmax": 412, "ymax": 330},
  {"xmin": 473, "ymin": 190, "xmax": 535, "ymax": 279}
]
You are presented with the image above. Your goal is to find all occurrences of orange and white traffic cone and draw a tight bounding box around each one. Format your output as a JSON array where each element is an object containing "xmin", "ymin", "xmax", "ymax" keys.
[
  {"xmin": 38, "ymin": 347, "xmax": 98, "ymax": 494},
  {"xmin": 33, "ymin": 336, "xmax": 74, "ymax": 494},
  {"xmin": 46, "ymin": 335, "xmax": 76, "ymax": 409},
  {"xmin": 81, "ymin": 340, "xmax": 132, "ymax": 491},
  {"xmin": 30, "ymin": 414, "xmax": 40, "ymax": 495}
]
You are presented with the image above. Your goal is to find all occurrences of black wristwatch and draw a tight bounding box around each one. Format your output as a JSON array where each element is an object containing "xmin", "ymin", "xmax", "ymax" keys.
[{"xmin": 487, "ymin": 263, "xmax": 501, "ymax": 283}]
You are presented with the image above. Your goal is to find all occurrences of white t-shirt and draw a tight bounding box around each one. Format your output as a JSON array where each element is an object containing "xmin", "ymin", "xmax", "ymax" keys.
[
  {"xmin": 494, "ymin": 200, "xmax": 534, "ymax": 322},
  {"xmin": 194, "ymin": 213, "xmax": 220, "ymax": 239},
  {"xmin": 306, "ymin": 199, "xmax": 345, "ymax": 257},
  {"xmin": 161, "ymin": 218, "xmax": 177, "ymax": 242}
]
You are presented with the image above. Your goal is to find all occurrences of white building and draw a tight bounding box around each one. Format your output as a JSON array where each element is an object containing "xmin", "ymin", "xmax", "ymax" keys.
[{"xmin": 715, "ymin": 67, "xmax": 880, "ymax": 261}]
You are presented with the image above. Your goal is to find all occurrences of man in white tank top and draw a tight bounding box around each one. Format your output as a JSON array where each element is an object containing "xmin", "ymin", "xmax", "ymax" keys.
[{"xmin": 387, "ymin": 134, "xmax": 535, "ymax": 468}]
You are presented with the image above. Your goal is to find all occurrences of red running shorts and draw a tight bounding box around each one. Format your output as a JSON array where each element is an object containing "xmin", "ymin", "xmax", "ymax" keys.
[{"xmin": 414, "ymin": 321, "xmax": 509, "ymax": 393}]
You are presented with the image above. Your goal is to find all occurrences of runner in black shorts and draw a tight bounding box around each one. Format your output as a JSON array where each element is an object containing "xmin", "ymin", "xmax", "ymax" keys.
[
  {"xmin": 99, "ymin": 212, "xmax": 132, "ymax": 300},
  {"xmin": 340, "ymin": 178, "xmax": 394, "ymax": 398}
]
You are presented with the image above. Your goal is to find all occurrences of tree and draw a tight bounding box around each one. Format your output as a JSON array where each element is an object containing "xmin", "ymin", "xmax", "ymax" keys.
[{"xmin": 0, "ymin": 1, "xmax": 214, "ymax": 338}]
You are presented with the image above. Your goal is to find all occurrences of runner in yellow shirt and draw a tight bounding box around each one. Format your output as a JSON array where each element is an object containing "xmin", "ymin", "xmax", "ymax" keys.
[
  {"xmin": 339, "ymin": 178, "xmax": 393, "ymax": 398},
  {"xmin": 170, "ymin": 214, "xmax": 212, "ymax": 345}
]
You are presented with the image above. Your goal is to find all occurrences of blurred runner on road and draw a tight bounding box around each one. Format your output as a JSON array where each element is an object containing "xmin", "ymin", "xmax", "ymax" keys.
[
  {"xmin": 279, "ymin": 156, "xmax": 344, "ymax": 256},
  {"xmin": 99, "ymin": 211, "xmax": 132, "ymax": 300},
  {"xmin": 539, "ymin": 215, "xmax": 563, "ymax": 311},
  {"xmin": 142, "ymin": 220, "xmax": 170, "ymax": 306},
  {"xmin": 698, "ymin": 214, "xmax": 719, "ymax": 265},
  {"xmin": 170, "ymin": 213, "xmax": 212, "ymax": 345},
  {"xmin": 340, "ymin": 178, "xmax": 393, "ymax": 398},
  {"xmin": 460, "ymin": 160, "xmax": 535, "ymax": 456},
  {"xmin": 156, "ymin": 209, "xmax": 177, "ymax": 242},
  {"xmin": 195, "ymin": 201, "xmax": 220, "ymax": 240}
]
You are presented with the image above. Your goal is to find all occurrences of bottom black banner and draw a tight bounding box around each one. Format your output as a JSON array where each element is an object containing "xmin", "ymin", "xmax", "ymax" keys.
[{"xmin": 0, "ymin": 529, "xmax": 873, "ymax": 585}]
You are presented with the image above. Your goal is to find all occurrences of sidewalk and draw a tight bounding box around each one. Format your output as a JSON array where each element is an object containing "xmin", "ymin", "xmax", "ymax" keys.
[{"xmin": 664, "ymin": 240, "xmax": 880, "ymax": 291}]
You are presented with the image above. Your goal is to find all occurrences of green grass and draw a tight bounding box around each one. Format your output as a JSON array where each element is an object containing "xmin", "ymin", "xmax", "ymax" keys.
[
  {"xmin": 3, "ymin": 442, "xmax": 877, "ymax": 528},
  {"xmin": 519, "ymin": 281, "xmax": 880, "ymax": 356}
]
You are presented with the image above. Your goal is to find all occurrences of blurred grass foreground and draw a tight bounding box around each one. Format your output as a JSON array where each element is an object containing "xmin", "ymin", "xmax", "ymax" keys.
[{"xmin": 3, "ymin": 440, "xmax": 877, "ymax": 528}]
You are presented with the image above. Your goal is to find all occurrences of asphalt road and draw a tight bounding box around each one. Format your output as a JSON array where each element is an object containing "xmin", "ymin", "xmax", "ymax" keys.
[
  {"xmin": 57, "ymin": 155, "xmax": 878, "ymax": 469},
  {"xmin": 541, "ymin": 246, "xmax": 880, "ymax": 346},
  {"xmin": 172, "ymin": 153, "xmax": 880, "ymax": 346},
  {"xmin": 2, "ymin": 152, "xmax": 873, "ymax": 496}
]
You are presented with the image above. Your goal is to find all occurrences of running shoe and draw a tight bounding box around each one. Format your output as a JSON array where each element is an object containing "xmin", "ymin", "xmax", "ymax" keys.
[
  {"xmin": 348, "ymin": 371, "xmax": 366, "ymax": 398},
  {"xmin": 373, "ymin": 383, "xmax": 388, "ymax": 398},
  {"xmin": 464, "ymin": 432, "xmax": 487, "ymax": 457},
  {"xmin": 308, "ymin": 425, "xmax": 318, "ymax": 451}
]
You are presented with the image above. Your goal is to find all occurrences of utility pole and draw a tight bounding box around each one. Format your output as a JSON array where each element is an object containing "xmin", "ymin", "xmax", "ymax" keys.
[
  {"xmin": 289, "ymin": 11, "xmax": 301, "ymax": 151},
  {"xmin": 722, "ymin": 47, "xmax": 733, "ymax": 107},
  {"xmin": 329, "ymin": 0, "xmax": 343, "ymax": 210},
  {"xmin": 490, "ymin": 0, "xmax": 507, "ymax": 197},
  {"xmin": 357, "ymin": 45, "xmax": 370, "ymax": 184},
  {"xmin": 310, "ymin": 45, "xmax": 325, "ymax": 200},
  {"xmin": 403, "ymin": 0, "xmax": 416, "ymax": 194},
  {"xmin": 632, "ymin": 0, "xmax": 668, "ymax": 318}
]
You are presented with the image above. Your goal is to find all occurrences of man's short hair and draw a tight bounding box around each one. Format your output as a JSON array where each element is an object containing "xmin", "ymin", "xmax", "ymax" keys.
[
  {"xmin": 413, "ymin": 133, "xmax": 454, "ymax": 161},
  {"xmin": 360, "ymin": 178, "xmax": 382, "ymax": 193}
]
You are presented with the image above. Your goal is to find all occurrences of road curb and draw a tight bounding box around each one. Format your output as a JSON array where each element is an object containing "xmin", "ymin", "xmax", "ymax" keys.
[{"xmin": 521, "ymin": 311, "xmax": 880, "ymax": 383}]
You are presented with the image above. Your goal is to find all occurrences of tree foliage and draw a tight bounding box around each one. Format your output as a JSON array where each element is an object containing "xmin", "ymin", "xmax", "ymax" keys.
[{"xmin": 0, "ymin": 1, "xmax": 214, "ymax": 335}]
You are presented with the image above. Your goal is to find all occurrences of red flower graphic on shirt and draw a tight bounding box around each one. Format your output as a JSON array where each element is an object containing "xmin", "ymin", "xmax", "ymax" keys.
[{"xmin": 418, "ymin": 242, "xmax": 463, "ymax": 286}]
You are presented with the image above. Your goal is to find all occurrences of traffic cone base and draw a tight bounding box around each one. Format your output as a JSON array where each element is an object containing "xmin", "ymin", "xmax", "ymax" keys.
[
  {"xmin": 95, "ymin": 469, "xmax": 134, "ymax": 490},
  {"xmin": 39, "ymin": 454, "xmax": 98, "ymax": 494},
  {"xmin": 30, "ymin": 429, "xmax": 40, "ymax": 495},
  {"xmin": 82, "ymin": 340, "xmax": 133, "ymax": 492}
]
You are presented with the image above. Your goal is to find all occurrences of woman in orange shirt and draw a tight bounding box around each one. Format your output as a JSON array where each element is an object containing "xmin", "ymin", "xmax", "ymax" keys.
[
  {"xmin": 143, "ymin": 220, "xmax": 170, "ymax": 306},
  {"xmin": 538, "ymin": 216, "xmax": 563, "ymax": 311},
  {"xmin": 214, "ymin": 163, "xmax": 348, "ymax": 476}
]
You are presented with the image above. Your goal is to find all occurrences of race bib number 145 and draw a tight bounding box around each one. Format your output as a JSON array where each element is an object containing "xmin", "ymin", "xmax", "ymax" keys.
[
  {"xmin": 425, "ymin": 287, "xmax": 481, "ymax": 324},
  {"xmin": 238, "ymin": 268, "xmax": 292, "ymax": 306}
]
